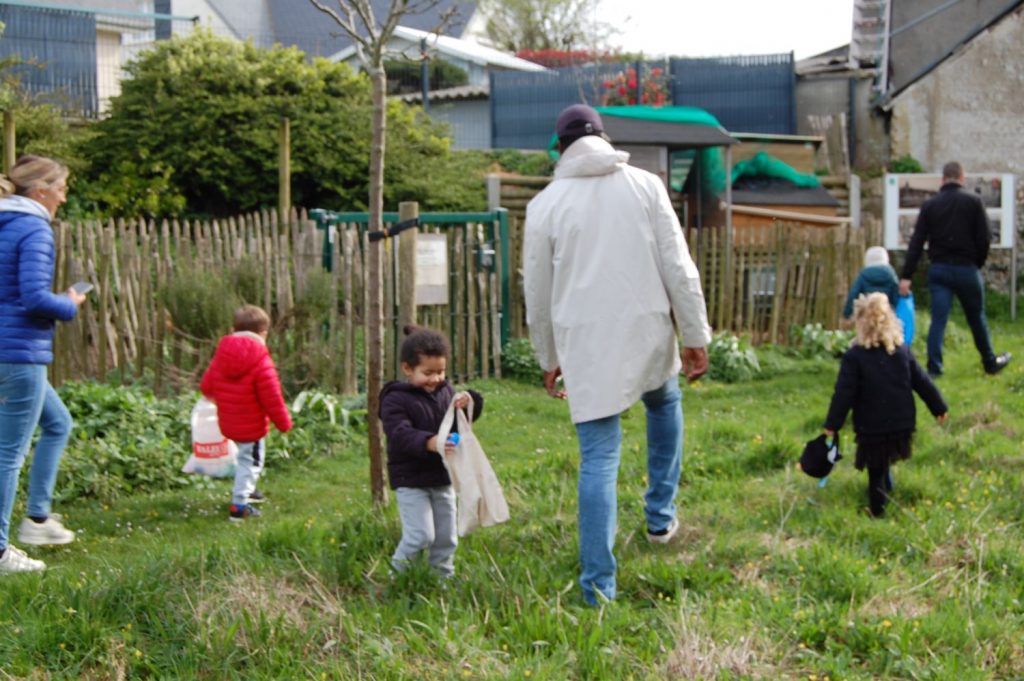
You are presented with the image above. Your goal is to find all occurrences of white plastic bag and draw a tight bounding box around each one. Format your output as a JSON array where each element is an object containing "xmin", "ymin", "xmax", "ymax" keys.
[
  {"xmin": 182, "ymin": 397, "xmax": 238, "ymax": 478},
  {"xmin": 437, "ymin": 394, "xmax": 510, "ymax": 537}
]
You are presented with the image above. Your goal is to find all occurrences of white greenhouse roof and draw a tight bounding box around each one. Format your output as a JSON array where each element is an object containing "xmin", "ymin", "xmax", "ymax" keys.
[{"xmin": 329, "ymin": 25, "xmax": 547, "ymax": 72}]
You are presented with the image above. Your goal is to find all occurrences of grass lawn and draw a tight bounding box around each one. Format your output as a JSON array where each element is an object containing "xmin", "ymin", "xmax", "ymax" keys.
[{"xmin": 1, "ymin": 313, "xmax": 1022, "ymax": 679}]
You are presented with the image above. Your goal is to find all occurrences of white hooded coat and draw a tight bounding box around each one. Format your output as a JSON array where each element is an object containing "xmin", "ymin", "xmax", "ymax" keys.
[{"xmin": 523, "ymin": 135, "xmax": 712, "ymax": 424}]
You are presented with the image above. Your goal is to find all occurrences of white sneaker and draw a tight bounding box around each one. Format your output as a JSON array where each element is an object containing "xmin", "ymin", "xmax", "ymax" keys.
[
  {"xmin": 646, "ymin": 517, "xmax": 679, "ymax": 545},
  {"xmin": 18, "ymin": 514, "xmax": 76, "ymax": 546},
  {"xmin": 0, "ymin": 545, "xmax": 46, "ymax": 573}
]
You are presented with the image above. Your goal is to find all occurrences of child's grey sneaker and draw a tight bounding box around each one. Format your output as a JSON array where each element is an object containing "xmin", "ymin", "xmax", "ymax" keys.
[
  {"xmin": 229, "ymin": 504, "xmax": 261, "ymax": 522},
  {"xmin": 0, "ymin": 545, "xmax": 46, "ymax": 574},
  {"xmin": 18, "ymin": 514, "xmax": 76, "ymax": 546},
  {"xmin": 646, "ymin": 517, "xmax": 679, "ymax": 544},
  {"xmin": 248, "ymin": 489, "xmax": 266, "ymax": 504}
]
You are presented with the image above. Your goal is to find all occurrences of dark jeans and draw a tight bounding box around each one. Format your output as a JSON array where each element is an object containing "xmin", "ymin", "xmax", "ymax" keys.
[
  {"xmin": 926, "ymin": 263, "xmax": 996, "ymax": 374},
  {"xmin": 866, "ymin": 464, "xmax": 893, "ymax": 517}
]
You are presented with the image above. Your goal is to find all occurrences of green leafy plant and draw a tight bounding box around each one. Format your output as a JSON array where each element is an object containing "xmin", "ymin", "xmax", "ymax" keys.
[
  {"xmin": 706, "ymin": 331, "xmax": 761, "ymax": 383},
  {"xmin": 158, "ymin": 265, "xmax": 240, "ymax": 341},
  {"xmin": 889, "ymin": 154, "xmax": 924, "ymax": 173},
  {"xmin": 501, "ymin": 338, "xmax": 543, "ymax": 382},
  {"xmin": 790, "ymin": 323, "xmax": 854, "ymax": 359},
  {"xmin": 39, "ymin": 381, "xmax": 359, "ymax": 503}
]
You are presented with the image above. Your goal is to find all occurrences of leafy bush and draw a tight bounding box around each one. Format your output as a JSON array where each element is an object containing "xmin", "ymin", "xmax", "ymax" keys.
[
  {"xmin": 790, "ymin": 323, "xmax": 854, "ymax": 359},
  {"xmin": 889, "ymin": 154, "xmax": 924, "ymax": 173},
  {"xmin": 483, "ymin": 148, "xmax": 554, "ymax": 177},
  {"xmin": 230, "ymin": 256, "xmax": 265, "ymax": 306},
  {"xmin": 76, "ymin": 29, "xmax": 476, "ymax": 217},
  {"xmin": 706, "ymin": 332, "xmax": 761, "ymax": 383},
  {"xmin": 384, "ymin": 59, "xmax": 468, "ymax": 95},
  {"xmin": 51, "ymin": 381, "xmax": 196, "ymax": 501},
  {"xmin": 501, "ymin": 338, "xmax": 543, "ymax": 382},
  {"xmin": 38, "ymin": 381, "xmax": 358, "ymax": 504},
  {"xmin": 159, "ymin": 265, "xmax": 240, "ymax": 340}
]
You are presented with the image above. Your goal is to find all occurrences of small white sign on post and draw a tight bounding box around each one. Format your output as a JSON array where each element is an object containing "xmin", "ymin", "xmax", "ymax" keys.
[{"xmin": 416, "ymin": 233, "xmax": 448, "ymax": 306}]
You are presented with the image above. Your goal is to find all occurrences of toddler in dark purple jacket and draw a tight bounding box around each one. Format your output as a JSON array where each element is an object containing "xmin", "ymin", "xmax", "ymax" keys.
[{"xmin": 379, "ymin": 326, "xmax": 483, "ymax": 577}]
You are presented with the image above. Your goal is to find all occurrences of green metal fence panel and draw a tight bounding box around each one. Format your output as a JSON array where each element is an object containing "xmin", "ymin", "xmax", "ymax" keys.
[{"xmin": 311, "ymin": 208, "xmax": 509, "ymax": 381}]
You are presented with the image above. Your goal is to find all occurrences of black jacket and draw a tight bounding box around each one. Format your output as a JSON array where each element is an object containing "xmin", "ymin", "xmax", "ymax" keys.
[
  {"xmin": 824, "ymin": 344, "xmax": 947, "ymax": 437},
  {"xmin": 902, "ymin": 183, "xmax": 991, "ymax": 278},
  {"xmin": 379, "ymin": 380, "xmax": 484, "ymax": 489}
]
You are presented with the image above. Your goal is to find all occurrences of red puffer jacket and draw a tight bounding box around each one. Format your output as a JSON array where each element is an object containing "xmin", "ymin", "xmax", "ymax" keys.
[{"xmin": 200, "ymin": 332, "xmax": 292, "ymax": 442}]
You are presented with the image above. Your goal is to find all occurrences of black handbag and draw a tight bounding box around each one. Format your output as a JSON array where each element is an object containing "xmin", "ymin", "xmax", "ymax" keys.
[{"xmin": 799, "ymin": 433, "xmax": 842, "ymax": 479}]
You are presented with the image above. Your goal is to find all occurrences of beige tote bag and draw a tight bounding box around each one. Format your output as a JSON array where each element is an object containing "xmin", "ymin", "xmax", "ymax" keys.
[{"xmin": 437, "ymin": 394, "xmax": 510, "ymax": 536}]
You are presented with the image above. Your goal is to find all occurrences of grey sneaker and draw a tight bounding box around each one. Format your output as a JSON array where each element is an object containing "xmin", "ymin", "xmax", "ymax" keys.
[
  {"xmin": 18, "ymin": 514, "xmax": 76, "ymax": 546},
  {"xmin": 646, "ymin": 517, "xmax": 679, "ymax": 544},
  {"xmin": 0, "ymin": 545, "xmax": 46, "ymax": 574}
]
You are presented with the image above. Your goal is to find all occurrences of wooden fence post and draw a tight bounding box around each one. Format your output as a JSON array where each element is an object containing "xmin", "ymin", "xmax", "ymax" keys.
[
  {"xmin": 397, "ymin": 201, "xmax": 419, "ymax": 334},
  {"xmin": 2, "ymin": 111, "xmax": 14, "ymax": 174},
  {"xmin": 278, "ymin": 116, "xmax": 290, "ymax": 225}
]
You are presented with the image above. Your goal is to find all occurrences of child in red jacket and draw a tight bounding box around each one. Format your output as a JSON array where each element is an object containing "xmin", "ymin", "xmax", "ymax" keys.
[{"xmin": 200, "ymin": 305, "xmax": 292, "ymax": 521}]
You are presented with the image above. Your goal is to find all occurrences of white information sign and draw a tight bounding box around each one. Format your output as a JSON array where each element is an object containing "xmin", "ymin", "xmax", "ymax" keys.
[
  {"xmin": 415, "ymin": 233, "xmax": 448, "ymax": 306},
  {"xmin": 884, "ymin": 173, "xmax": 1015, "ymax": 250}
]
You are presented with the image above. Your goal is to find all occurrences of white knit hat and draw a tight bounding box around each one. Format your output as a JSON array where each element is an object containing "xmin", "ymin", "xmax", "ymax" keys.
[{"xmin": 864, "ymin": 246, "xmax": 889, "ymax": 267}]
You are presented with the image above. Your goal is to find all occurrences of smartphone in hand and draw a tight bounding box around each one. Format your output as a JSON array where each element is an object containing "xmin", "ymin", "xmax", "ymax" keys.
[{"xmin": 71, "ymin": 281, "xmax": 94, "ymax": 295}]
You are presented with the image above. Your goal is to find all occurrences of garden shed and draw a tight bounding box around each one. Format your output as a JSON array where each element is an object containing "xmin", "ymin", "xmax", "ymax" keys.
[
  {"xmin": 729, "ymin": 150, "xmax": 844, "ymax": 232},
  {"xmin": 592, "ymin": 105, "xmax": 739, "ymax": 233}
]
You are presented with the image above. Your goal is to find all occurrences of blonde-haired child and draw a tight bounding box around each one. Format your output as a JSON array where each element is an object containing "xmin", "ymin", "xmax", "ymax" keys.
[{"xmin": 823, "ymin": 293, "xmax": 948, "ymax": 516}]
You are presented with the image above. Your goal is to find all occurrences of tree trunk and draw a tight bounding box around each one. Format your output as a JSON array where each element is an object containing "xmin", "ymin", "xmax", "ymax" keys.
[{"xmin": 366, "ymin": 65, "xmax": 388, "ymax": 507}]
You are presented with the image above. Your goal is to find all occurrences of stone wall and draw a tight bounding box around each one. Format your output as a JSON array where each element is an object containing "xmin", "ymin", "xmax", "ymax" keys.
[{"xmin": 886, "ymin": 6, "xmax": 1024, "ymax": 295}]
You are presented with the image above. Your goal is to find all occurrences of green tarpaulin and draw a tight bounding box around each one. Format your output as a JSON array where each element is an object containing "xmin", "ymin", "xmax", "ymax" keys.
[{"xmin": 548, "ymin": 105, "xmax": 732, "ymax": 196}]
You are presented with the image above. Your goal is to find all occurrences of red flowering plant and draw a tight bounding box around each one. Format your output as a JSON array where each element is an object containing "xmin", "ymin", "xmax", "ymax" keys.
[
  {"xmin": 600, "ymin": 64, "xmax": 669, "ymax": 106},
  {"xmin": 516, "ymin": 49, "xmax": 615, "ymax": 68}
]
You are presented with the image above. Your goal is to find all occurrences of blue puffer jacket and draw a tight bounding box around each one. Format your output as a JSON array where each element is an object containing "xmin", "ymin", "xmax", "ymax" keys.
[{"xmin": 0, "ymin": 196, "xmax": 77, "ymax": 364}]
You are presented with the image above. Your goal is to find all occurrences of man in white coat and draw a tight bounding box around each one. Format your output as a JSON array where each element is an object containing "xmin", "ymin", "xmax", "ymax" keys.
[{"xmin": 523, "ymin": 104, "xmax": 712, "ymax": 605}]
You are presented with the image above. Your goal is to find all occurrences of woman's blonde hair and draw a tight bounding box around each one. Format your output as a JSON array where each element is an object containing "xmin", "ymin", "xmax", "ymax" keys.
[
  {"xmin": 853, "ymin": 292, "xmax": 903, "ymax": 354},
  {"xmin": 0, "ymin": 154, "xmax": 69, "ymax": 197}
]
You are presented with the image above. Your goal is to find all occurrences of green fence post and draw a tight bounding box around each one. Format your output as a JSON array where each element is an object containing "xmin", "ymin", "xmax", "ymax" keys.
[{"xmin": 310, "ymin": 208, "xmax": 333, "ymax": 272}]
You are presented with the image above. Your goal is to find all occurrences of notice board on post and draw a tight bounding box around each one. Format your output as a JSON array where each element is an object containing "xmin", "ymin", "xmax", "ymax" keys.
[
  {"xmin": 415, "ymin": 233, "xmax": 448, "ymax": 305},
  {"xmin": 884, "ymin": 173, "xmax": 1016, "ymax": 250}
]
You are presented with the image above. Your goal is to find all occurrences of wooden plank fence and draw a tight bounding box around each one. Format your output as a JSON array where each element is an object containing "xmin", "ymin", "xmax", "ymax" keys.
[
  {"xmin": 491, "ymin": 174, "xmax": 865, "ymax": 345},
  {"xmin": 49, "ymin": 208, "xmax": 501, "ymax": 395}
]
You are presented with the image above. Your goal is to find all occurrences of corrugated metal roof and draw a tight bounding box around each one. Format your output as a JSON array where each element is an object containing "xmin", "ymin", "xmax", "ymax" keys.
[{"xmin": 397, "ymin": 83, "xmax": 489, "ymax": 103}]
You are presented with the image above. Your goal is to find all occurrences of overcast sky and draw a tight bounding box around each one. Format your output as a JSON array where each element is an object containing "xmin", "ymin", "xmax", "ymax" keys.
[{"xmin": 595, "ymin": 0, "xmax": 855, "ymax": 59}]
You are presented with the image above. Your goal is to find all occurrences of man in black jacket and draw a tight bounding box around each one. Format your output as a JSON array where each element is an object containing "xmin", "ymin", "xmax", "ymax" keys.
[{"xmin": 899, "ymin": 161, "xmax": 1011, "ymax": 376}]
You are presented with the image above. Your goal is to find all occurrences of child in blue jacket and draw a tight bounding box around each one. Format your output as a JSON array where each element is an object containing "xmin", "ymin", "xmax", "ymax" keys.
[{"xmin": 843, "ymin": 246, "xmax": 899, "ymax": 319}]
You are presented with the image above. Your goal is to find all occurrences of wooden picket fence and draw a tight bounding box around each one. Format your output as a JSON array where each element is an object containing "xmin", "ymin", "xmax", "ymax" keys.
[
  {"xmin": 492, "ymin": 174, "xmax": 865, "ymax": 345},
  {"xmin": 49, "ymin": 208, "xmax": 503, "ymax": 394},
  {"xmin": 685, "ymin": 222, "xmax": 864, "ymax": 344}
]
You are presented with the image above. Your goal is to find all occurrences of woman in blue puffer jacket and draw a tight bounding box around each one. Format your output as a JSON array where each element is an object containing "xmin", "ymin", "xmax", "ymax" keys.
[{"xmin": 0, "ymin": 155, "xmax": 85, "ymax": 575}]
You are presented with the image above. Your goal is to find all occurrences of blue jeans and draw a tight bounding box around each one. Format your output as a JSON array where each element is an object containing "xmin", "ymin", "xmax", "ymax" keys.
[
  {"xmin": 575, "ymin": 377, "xmax": 683, "ymax": 604},
  {"xmin": 927, "ymin": 263, "xmax": 996, "ymax": 374},
  {"xmin": 0, "ymin": 363, "xmax": 73, "ymax": 551}
]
